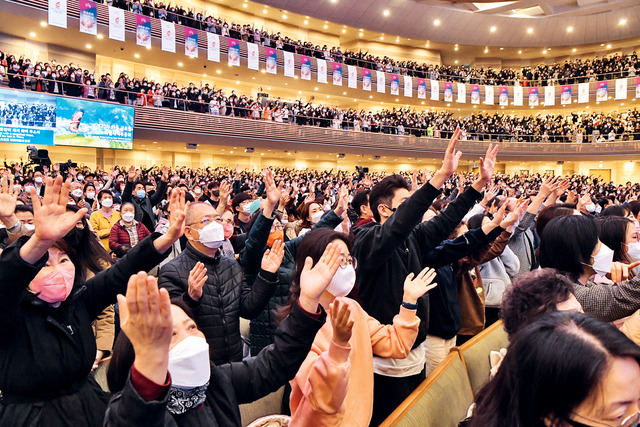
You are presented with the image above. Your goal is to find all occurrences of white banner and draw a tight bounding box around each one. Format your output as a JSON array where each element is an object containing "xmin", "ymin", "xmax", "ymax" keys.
[
  {"xmin": 615, "ymin": 78, "xmax": 628, "ymax": 100},
  {"xmin": 545, "ymin": 86, "xmax": 555, "ymax": 106},
  {"xmin": 484, "ymin": 85, "xmax": 494, "ymax": 105},
  {"xmin": 246, "ymin": 43, "xmax": 259, "ymax": 70},
  {"xmin": 457, "ymin": 83, "xmax": 466, "ymax": 103},
  {"xmin": 578, "ymin": 82, "xmax": 589, "ymax": 103},
  {"xmin": 108, "ymin": 6, "xmax": 124, "ymax": 41},
  {"xmin": 49, "ymin": 0, "xmax": 67, "ymax": 28},
  {"xmin": 403, "ymin": 76, "xmax": 412, "ymax": 97},
  {"xmin": 317, "ymin": 59, "xmax": 327, "ymax": 84},
  {"xmin": 283, "ymin": 51, "xmax": 294, "ymax": 77},
  {"xmin": 376, "ymin": 71, "xmax": 385, "ymax": 93},
  {"xmin": 207, "ymin": 33, "xmax": 220, "ymax": 63},
  {"xmin": 513, "ymin": 86, "xmax": 523, "ymax": 106},
  {"xmin": 430, "ymin": 80, "xmax": 439, "ymax": 101},
  {"xmin": 347, "ymin": 65, "xmax": 357, "ymax": 89},
  {"xmin": 161, "ymin": 20, "xmax": 175, "ymax": 53}
]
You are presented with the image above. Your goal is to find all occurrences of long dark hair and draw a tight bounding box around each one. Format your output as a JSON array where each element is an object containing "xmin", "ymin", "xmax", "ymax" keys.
[
  {"xmin": 471, "ymin": 311, "xmax": 640, "ymax": 427},
  {"xmin": 276, "ymin": 228, "xmax": 353, "ymax": 323},
  {"xmin": 64, "ymin": 204, "xmax": 113, "ymax": 275},
  {"xmin": 598, "ymin": 216, "xmax": 634, "ymax": 264}
]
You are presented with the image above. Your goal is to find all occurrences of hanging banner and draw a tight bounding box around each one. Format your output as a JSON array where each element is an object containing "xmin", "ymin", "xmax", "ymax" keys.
[
  {"xmin": 300, "ymin": 55, "xmax": 311, "ymax": 80},
  {"xmin": 283, "ymin": 51, "xmax": 294, "ymax": 77},
  {"xmin": 376, "ymin": 71, "xmax": 385, "ymax": 93},
  {"xmin": 265, "ymin": 47, "xmax": 277, "ymax": 74},
  {"xmin": 136, "ymin": 15, "xmax": 151, "ymax": 48},
  {"xmin": 561, "ymin": 85, "xmax": 572, "ymax": 105},
  {"xmin": 499, "ymin": 86, "xmax": 508, "ymax": 106},
  {"xmin": 443, "ymin": 82, "xmax": 453, "ymax": 102},
  {"xmin": 48, "ymin": 0, "xmax": 67, "ymax": 28},
  {"xmin": 484, "ymin": 85, "xmax": 494, "ymax": 105},
  {"xmin": 513, "ymin": 86, "xmax": 523, "ymax": 106},
  {"xmin": 79, "ymin": 0, "xmax": 97, "ymax": 35},
  {"xmin": 207, "ymin": 32, "xmax": 220, "ymax": 62},
  {"xmin": 228, "ymin": 38, "xmax": 240, "ymax": 66},
  {"xmin": 596, "ymin": 81, "xmax": 608, "ymax": 102},
  {"xmin": 636, "ymin": 77, "xmax": 640, "ymax": 98},
  {"xmin": 528, "ymin": 87, "xmax": 539, "ymax": 106},
  {"xmin": 362, "ymin": 69, "xmax": 372, "ymax": 91},
  {"xmin": 430, "ymin": 80, "xmax": 439, "ymax": 101},
  {"xmin": 615, "ymin": 78, "xmax": 627, "ymax": 100},
  {"xmin": 545, "ymin": 86, "xmax": 555, "ymax": 106},
  {"xmin": 390, "ymin": 74, "xmax": 399, "ymax": 95},
  {"xmin": 347, "ymin": 65, "xmax": 357, "ymax": 89},
  {"xmin": 160, "ymin": 20, "xmax": 175, "ymax": 53},
  {"xmin": 403, "ymin": 76, "xmax": 412, "ymax": 98},
  {"xmin": 317, "ymin": 59, "xmax": 327, "ymax": 83},
  {"xmin": 457, "ymin": 83, "xmax": 466, "ymax": 103},
  {"xmin": 246, "ymin": 42, "xmax": 259, "ymax": 70},
  {"xmin": 184, "ymin": 27, "xmax": 198, "ymax": 58},
  {"xmin": 578, "ymin": 82, "xmax": 589, "ymax": 103},
  {"xmin": 470, "ymin": 84, "xmax": 480, "ymax": 105},
  {"xmin": 417, "ymin": 78, "xmax": 426, "ymax": 99},
  {"xmin": 108, "ymin": 6, "xmax": 124, "ymax": 41},
  {"xmin": 332, "ymin": 62, "xmax": 342, "ymax": 86}
]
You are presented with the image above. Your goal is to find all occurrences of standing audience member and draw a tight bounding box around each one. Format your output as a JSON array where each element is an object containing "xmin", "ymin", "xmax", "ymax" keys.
[{"xmin": 122, "ymin": 166, "xmax": 168, "ymax": 232}]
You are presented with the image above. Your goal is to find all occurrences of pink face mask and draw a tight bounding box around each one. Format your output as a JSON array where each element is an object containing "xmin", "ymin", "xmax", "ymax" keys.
[
  {"xmin": 222, "ymin": 222, "xmax": 234, "ymax": 240},
  {"xmin": 29, "ymin": 267, "xmax": 76, "ymax": 304}
]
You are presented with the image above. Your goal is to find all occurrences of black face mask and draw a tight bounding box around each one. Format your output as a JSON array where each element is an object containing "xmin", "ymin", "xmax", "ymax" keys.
[
  {"xmin": 212, "ymin": 190, "xmax": 220, "ymax": 197},
  {"xmin": 64, "ymin": 226, "xmax": 84, "ymax": 250}
]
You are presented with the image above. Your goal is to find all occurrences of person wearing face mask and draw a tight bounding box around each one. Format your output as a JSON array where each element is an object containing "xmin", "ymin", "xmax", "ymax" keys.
[
  {"xmin": 33, "ymin": 171, "xmax": 46, "ymax": 197},
  {"xmin": 540, "ymin": 215, "xmax": 640, "ymax": 322},
  {"xmin": 296, "ymin": 201, "xmax": 324, "ymax": 237},
  {"xmin": 90, "ymin": 190, "xmax": 121, "ymax": 250},
  {"xmin": 7, "ymin": 62, "xmax": 24, "ymax": 89},
  {"xmin": 283, "ymin": 230, "xmax": 437, "ymax": 426},
  {"xmin": 108, "ymin": 202, "xmax": 151, "ymax": 250},
  {"xmin": 83, "ymin": 183, "xmax": 97, "ymax": 207},
  {"xmin": 158, "ymin": 202, "xmax": 278, "ymax": 365},
  {"xmin": 231, "ymin": 192, "xmax": 253, "ymax": 235},
  {"xmin": 122, "ymin": 165, "xmax": 169, "ymax": 233},
  {"xmin": 104, "ymin": 250, "xmax": 330, "ymax": 427},
  {"xmin": 219, "ymin": 209, "xmax": 236, "ymax": 258},
  {"xmin": 0, "ymin": 177, "xmax": 188, "ymax": 427}
]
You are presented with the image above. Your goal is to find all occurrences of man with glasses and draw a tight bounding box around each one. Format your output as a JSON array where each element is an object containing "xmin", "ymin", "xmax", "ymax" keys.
[{"xmin": 158, "ymin": 202, "xmax": 281, "ymax": 365}]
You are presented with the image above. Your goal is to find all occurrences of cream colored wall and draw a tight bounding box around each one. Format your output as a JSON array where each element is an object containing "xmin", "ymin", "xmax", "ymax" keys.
[
  {"xmin": 339, "ymin": 40, "xmax": 441, "ymax": 65},
  {"xmin": 0, "ymin": 33, "xmax": 96, "ymax": 70}
]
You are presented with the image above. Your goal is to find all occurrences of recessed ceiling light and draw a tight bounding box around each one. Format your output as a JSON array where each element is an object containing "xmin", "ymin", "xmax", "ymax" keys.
[
  {"xmin": 619, "ymin": 18, "xmax": 627, "ymax": 25},
  {"xmin": 236, "ymin": 81, "xmax": 240, "ymax": 85},
  {"xmin": 342, "ymin": 29, "xmax": 346, "ymax": 33},
  {"xmin": 86, "ymin": 44, "xmax": 92, "ymax": 49},
  {"xmin": 343, "ymin": 92, "xmax": 347, "ymax": 95},
  {"xmin": 29, "ymin": 32, "xmax": 36, "ymax": 37},
  {"xmin": 454, "ymin": 60, "xmax": 458, "ymax": 64},
  {"xmin": 314, "ymin": 87, "xmax": 318, "ymax": 90},
  {"xmin": 380, "ymin": 36, "xmax": 384, "ymax": 40},
  {"xmin": 567, "ymin": 26, "xmax": 573, "ymax": 32},
  {"xmin": 369, "ymin": 95, "xmax": 373, "ymax": 98},
  {"xmin": 542, "ymin": 49, "xmax": 547, "ymax": 54},
  {"xmin": 396, "ymin": 38, "xmax": 400, "ymax": 43},
  {"xmin": 572, "ymin": 48, "xmax": 577, "ymax": 53},
  {"xmin": 323, "ymin": 25, "xmax": 328, "ymax": 29},
  {"xmin": 434, "ymin": 19, "xmax": 440, "ymax": 26},
  {"xmin": 425, "ymin": 43, "xmax": 429, "ymax": 47},
  {"xmin": 282, "ymin": 14, "xmax": 287, "ymax": 19},
  {"xmin": 601, "ymin": 43, "xmax": 605, "ymax": 46},
  {"xmin": 490, "ymin": 26, "xmax": 496, "ymax": 32},
  {"xmin": 217, "ymin": 70, "xmax": 221, "ymax": 74},
  {"xmin": 518, "ymin": 50, "xmax": 522, "ymax": 54},
  {"xmin": 304, "ymin": 20, "xmax": 308, "ymax": 24},
  {"xmin": 484, "ymin": 48, "xmax": 489, "ymax": 53},
  {"xmin": 383, "ymin": 9, "xmax": 390, "ymax": 16},
  {"xmin": 359, "ymin": 32, "xmax": 363, "ymax": 37},
  {"xmin": 527, "ymin": 28, "xmax": 533, "ymax": 34},
  {"xmin": 134, "ymin": 53, "xmax": 140, "ymax": 58},
  {"xmin": 262, "ymin": 9, "xmax": 267, "ymax": 13},
  {"xmin": 499, "ymin": 47, "xmax": 504, "ymax": 50},
  {"xmin": 178, "ymin": 62, "xmax": 183, "ymax": 66},
  {"xmin": 97, "ymin": 34, "xmax": 103, "ymax": 39},
  {"xmin": 40, "ymin": 21, "xmax": 47, "ymax": 26},
  {"xmin": 242, "ymin": 3, "xmax": 247, "ymax": 7}
]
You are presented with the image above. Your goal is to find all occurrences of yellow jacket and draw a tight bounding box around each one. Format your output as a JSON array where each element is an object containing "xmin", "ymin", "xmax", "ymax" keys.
[{"xmin": 90, "ymin": 209, "xmax": 121, "ymax": 250}]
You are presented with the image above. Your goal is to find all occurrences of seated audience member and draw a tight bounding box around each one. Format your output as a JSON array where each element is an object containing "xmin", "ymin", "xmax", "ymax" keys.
[
  {"xmin": 90, "ymin": 190, "xmax": 121, "ymax": 250},
  {"xmin": 104, "ymin": 257, "xmax": 329, "ymax": 426},
  {"xmin": 286, "ymin": 230, "xmax": 437, "ymax": 425},
  {"xmin": 158, "ymin": 202, "xmax": 278, "ymax": 365},
  {"xmin": 471, "ymin": 312, "xmax": 640, "ymax": 427},
  {"xmin": 109, "ymin": 202, "xmax": 151, "ymax": 250},
  {"xmin": 0, "ymin": 178, "xmax": 186, "ymax": 426}
]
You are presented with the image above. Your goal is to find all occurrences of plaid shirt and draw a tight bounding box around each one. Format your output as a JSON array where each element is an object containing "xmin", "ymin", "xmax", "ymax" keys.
[
  {"xmin": 575, "ymin": 277, "xmax": 640, "ymax": 322},
  {"xmin": 120, "ymin": 220, "xmax": 139, "ymax": 247}
]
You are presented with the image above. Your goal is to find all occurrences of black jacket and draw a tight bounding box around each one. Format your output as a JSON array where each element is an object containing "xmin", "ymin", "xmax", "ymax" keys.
[
  {"xmin": 353, "ymin": 183, "xmax": 482, "ymax": 351},
  {"xmin": 0, "ymin": 234, "xmax": 167, "ymax": 426},
  {"xmin": 103, "ymin": 302, "xmax": 326, "ymax": 427},
  {"xmin": 122, "ymin": 179, "xmax": 168, "ymax": 232},
  {"xmin": 158, "ymin": 243, "xmax": 275, "ymax": 365}
]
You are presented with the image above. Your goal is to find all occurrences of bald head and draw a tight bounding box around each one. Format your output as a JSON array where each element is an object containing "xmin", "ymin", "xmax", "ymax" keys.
[{"xmin": 185, "ymin": 202, "xmax": 217, "ymax": 226}]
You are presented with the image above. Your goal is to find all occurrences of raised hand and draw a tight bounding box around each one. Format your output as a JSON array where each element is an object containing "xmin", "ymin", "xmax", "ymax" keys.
[
  {"xmin": 403, "ymin": 267, "xmax": 438, "ymax": 304},
  {"xmin": 261, "ymin": 238, "xmax": 285, "ymax": 273},
  {"xmin": 154, "ymin": 188, "xmax": 189, "ymax": 253},
  {"xmin": 538, "ymin": 176, "xmax": 559, "ymax": 198},
  {"xmin": 477, "ymin": 143, "xmax": 499, "ymax": 186},
  {"xmin": 411, "ymin": 169, "xmax": 419, "ymax": 194},
  {"xmin": 329, "ymin": 297, "xmax": 354, "ymax": 347},
  {"xmin": 298, "ymin": 241, "xmax": 344, "ymax": 314},
  {"xmin": 334, "ymin": 185, "xmax": 349, "ymax": 216},
  {"xmin": 500, "ymin": 199, "xmax": 529, "ymax": 232},
  {"xmin": 609, "ymin": 261, "xmax": 640, "ymax": 283},
  {"xmin": 0, "ymin": 175, "xmax": 19, "ymax": 226},
  {"xmin": 127, "ymin": 165, "xmax": 137, "ymax": 182},
  {"xmin": 219, "ymin": 180, "xmax": 232, "ymax": 201},
  {"xmin": 117, "ymin": 272, "xmax": 172, "ymax": 385},
  {"xmin": 187, "ymin": 261, "xmax": 208, "ymax": 301},
  {"xmin": 481, "ymin": 183, "xmax": 499, "ymax": 207},
  {"xmin": 161, "ymin": 166, "xmax": 169, "ymax": 182},
  {"xmin": 263, "ymin": 169, "xmax": 281, "ymax": 211},
  {"xmin": 437, "ymin": 127, "xmax": 463, "ymax": 178}
]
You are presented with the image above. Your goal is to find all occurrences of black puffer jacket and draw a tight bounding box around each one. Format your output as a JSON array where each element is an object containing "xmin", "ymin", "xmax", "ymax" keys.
[{"xmin": 158, "ymin": 243, "xmax": 276, "ymax": 365}]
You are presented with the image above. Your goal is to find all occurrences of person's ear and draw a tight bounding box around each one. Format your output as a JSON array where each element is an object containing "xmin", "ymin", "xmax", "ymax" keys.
[{"xmin": 377, "ymin": 204, "xmax": 388, "ymax": 220}]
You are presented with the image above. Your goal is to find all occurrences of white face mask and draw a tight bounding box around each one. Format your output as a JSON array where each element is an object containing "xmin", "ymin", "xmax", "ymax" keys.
[
  {"xmin": 86, "ymin": 192, "xmax": 95, "ymax": 199},
  {"xmin": 626, "ymin": 241, "xmax": 640, "ymax": 262},
  {"xmin": 34, "ymin": 177, "xmax": 43, "ymax": 184},
  {"xmin": 71, "ymin": 189, "xmax": 83, "ymax": 198},
  {"xmin": 590, "ymin": 244, "xmax": 614, "ymax": 277},
  {"xmin": 326, "ymin": 264, "xmax": 356, "ymax": 297},
  {"xmin": 585, "ymin": 203, "xmax": 596, "ymax": 213},
  {"xmin": 121, "ymin": 212, "xmax": 135, "ymax": 222},
  {"xmin": 101, "ymin": 198, "xmax": 113, "ymax": 208},
  {"xmin": 310, "ymin": 211, "xmax": 323, "ymax": 224},
  {"xmin": 193, "ymin": 221, "xmax": 224, "ymax": 249},
  {"xmin": 242, "ymin": 204, "xmax": 251, "ymax": 215},
  {"xmin": 24, "ymin": 223, "xmax": 36, "ymax": 231},
  {"xmin": 168, "ymin": 336, "xmax": 211, "ymax": 388}
]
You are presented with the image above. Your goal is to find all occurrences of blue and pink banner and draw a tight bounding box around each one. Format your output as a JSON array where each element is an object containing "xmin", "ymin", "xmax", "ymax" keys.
[
  {"xmin": 300, "ymin": 55, "xmax": 311, "ymax": 80},
  {"xmin": 228, "ymin": 39, "xmax": 240, "ymax": 66},
  {"xmin": 136, "ymin": 15, "xmax": 151, "ymax": 48},
  {"xmin": 184, "ymin": 27, "xmax": 198, "ymax": 58},
  {"xmin": 332, "ymin": 62, "xmax": 342, "ymax": 86},
  {"xmin": 417, "ymin": 78, "xmax": 426, "ymax": 99},
  {"xmin": 561, "ymin": 85, "xmax": 572, "ymax": 105},
  {"xmin": 636, "ymin": 77, "xmax": 640, "ymax": 98},
  {"xmin": 362, "ymin": 69, "xmax": 371, "ymax": 91},
  {"xmin": 265, "ymin": 47, "xmax": 277, "ymax": 74},
  {"xmin": 596, "ymin": 81, "xmax": 608, "ymax": 102},
  {"xmin": 529, "ymin": 87, "xmax": 539, "ymax": 106},
  {"xmin": 390, "ymin": 73, "xmax": 399, "ymax": 95},
  {"xmin": 443, "ymin": 82, "xmax": 453, "ymax": 102},
  {"xmin": 470, "ymin": 84, "xmax": 480, "ymax": 104},
  {"xmin": 499, "ymin": 86, "xmax": 508, "ymax": 106},
  {"xmin": 79, "ymin": 0, "xmax": 97, "ymax": 35}
]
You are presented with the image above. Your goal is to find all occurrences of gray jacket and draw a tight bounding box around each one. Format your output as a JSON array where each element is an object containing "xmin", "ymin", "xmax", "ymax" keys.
[{"xmin": 478, "ymin": 245, "xmax": 520, "ymax": 307}]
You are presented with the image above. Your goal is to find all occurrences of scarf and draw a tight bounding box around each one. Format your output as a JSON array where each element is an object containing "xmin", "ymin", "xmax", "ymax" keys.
[{"xmin": 167, "ymin": 383, "xmax": 208, "ymax": 415}]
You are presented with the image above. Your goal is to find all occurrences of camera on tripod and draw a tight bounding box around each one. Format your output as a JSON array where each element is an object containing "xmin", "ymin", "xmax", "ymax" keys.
[{"xmin": 26, "ymin": 145, "xmax": 51, "ymax": 169}]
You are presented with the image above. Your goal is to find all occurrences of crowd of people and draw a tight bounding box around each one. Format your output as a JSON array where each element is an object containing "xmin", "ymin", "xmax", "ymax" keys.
[
  {"xmin": 3, "ymin": 48, "xmax": 640, "ymax": 143},
  {"xmin": 2, "ymin": 130, "xmax": 640, "ymax": 426}
]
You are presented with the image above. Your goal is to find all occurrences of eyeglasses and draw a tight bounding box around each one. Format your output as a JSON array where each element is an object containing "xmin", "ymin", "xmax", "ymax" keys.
[
  {"xmin": 567, "ymin": 411, "xmax": 640, "ymax": 427},
  {"xmin": 339, "ymin": 253, "xmax": 357, "ymax": 269},
  {"xmin": 271, "ymin": 223, "xmax": 284, "ymax": 231},
  {"xmin": 188, "ymin": 216, "xmax": 223, "ymax": 227},
  {"xmin": 383, "ymin": 204, "xmax": 397, "ymax": 213}
]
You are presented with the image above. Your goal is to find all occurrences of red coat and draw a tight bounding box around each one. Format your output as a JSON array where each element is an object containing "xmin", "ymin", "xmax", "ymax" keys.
[{"xmin": 108, "ymin": 221, "xmax": 151, "ymax": 250}]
